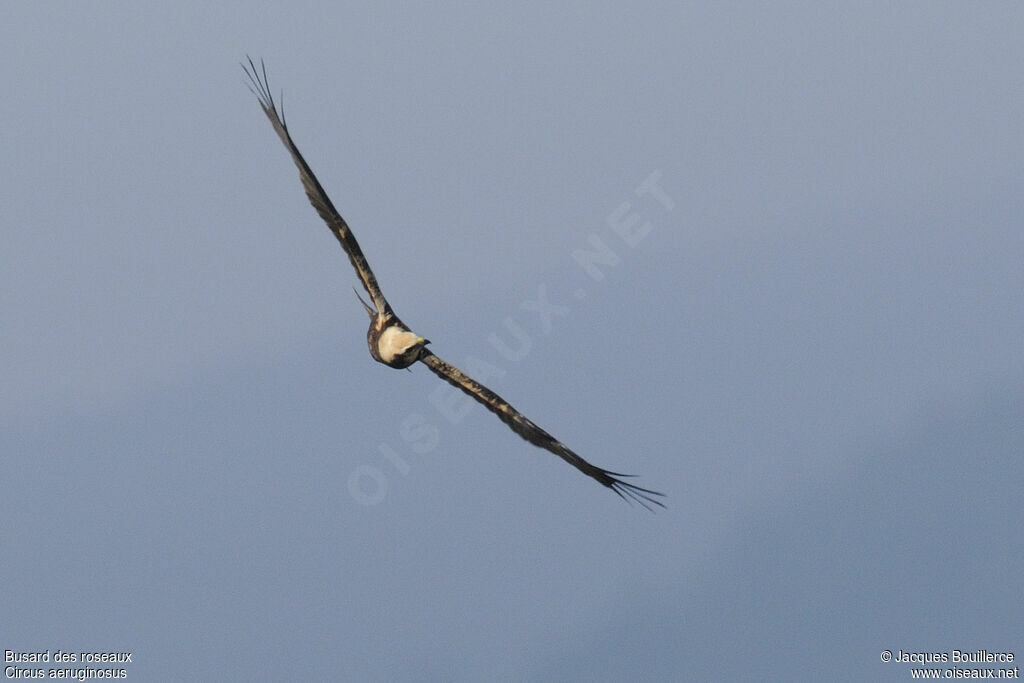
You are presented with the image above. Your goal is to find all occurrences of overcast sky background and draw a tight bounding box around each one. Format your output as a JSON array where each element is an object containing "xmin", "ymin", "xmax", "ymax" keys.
[{"xmin": 2, "ymin": 3, "xmax": 1022, "ymax": 681}]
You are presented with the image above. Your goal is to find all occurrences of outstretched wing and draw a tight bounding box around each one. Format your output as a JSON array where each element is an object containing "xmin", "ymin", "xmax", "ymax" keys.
[
  {"xmin": 419, "ymin": 350, "xmax": 664, "ymax": 510},
  {"xmin": 243, "ymin": 57, "xmax": 392, "ymax": 316}
]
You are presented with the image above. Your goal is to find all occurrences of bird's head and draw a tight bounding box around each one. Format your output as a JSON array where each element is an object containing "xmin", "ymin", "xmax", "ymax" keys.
[{"xmin": 370, "ymin": 321, "xmax": 429, "ymax": 368}]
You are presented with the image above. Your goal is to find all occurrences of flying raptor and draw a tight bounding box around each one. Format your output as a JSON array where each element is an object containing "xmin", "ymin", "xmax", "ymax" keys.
[{"xmin": 243, "ymin": 58, "xmax": 663, "ymax": 509}]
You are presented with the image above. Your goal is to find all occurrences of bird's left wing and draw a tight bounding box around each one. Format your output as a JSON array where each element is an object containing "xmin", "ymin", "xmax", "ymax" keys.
[
  {"xmin": 419, "ymin": 350, "xmax": 664, "ymax": 509},
  {"xmin": 243, "ymin": 58, "xmax": 392, "ymax": 316}
]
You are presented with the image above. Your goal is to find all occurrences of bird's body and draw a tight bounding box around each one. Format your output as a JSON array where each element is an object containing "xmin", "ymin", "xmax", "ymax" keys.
[{"xmin": 243, "ymin": 58, "xmax": 663, "ymax": 509}]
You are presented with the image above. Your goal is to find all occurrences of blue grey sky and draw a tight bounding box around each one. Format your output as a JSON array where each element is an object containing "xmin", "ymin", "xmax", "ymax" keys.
[{"xmin": 3, "ymin": 3, "xmax": 1022, "ymax": 681}]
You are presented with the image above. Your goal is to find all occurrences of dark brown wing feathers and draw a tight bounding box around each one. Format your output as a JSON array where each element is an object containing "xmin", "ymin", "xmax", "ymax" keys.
[
  {"xmin": 420, "ymin": 351, "xmax": 664, "ymax": 509},
  {"xmin": 242, "ymin": 58, "xmax": 392, "ymax": 316}
]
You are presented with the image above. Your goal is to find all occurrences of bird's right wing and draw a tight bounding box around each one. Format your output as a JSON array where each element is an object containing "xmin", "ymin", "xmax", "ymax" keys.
[
  {"xmin": 243, "ymin": 58, "xmax": 392, "ymax": 316},
  {"xmin": 419, "ymin": 350, "xmax": 664, "ymax": 509}
]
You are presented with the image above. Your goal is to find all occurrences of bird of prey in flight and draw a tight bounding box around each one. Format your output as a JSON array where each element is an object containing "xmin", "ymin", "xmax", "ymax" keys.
[{"xmin": 243, "ymin": 58, "xmax": 663, "ymax": 509}]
